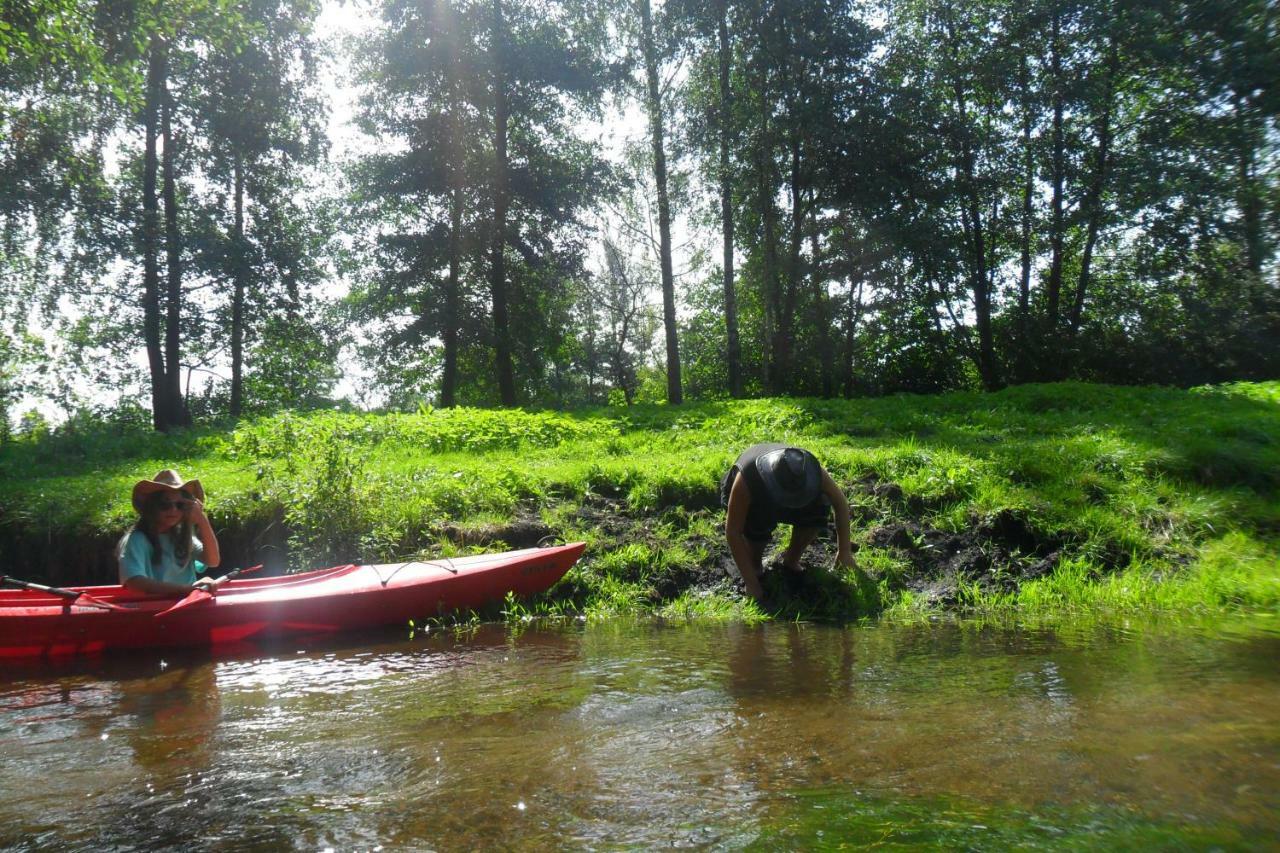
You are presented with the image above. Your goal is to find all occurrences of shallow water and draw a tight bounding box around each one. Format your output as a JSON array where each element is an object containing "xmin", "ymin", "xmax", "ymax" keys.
[{"xmin": 1, "ymin": 614, "xmax": 1277, "ymax": 850}]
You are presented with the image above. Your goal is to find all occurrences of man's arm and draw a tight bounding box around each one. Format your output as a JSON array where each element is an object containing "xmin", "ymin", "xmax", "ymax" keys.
[
  {"xmin": 725, "ymin": 474, "xmax": 766, "ymax": 601},
  {"xmin": 821, "ymin": 470, "xmax": 856, "ymax": 569}
]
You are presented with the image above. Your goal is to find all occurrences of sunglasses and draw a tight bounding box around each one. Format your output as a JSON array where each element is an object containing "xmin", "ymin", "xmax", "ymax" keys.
[{"xmin": 156, "ymin": 499, "xmax": 192, "ymax": 511}]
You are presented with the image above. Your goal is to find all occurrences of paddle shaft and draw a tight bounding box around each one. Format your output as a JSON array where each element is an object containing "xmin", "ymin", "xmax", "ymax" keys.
[
  {"xmin": 0, "ymin": 576, "xmax": 127, "ymax": 611},
  {"xmin": 0, "ymin": 575, "xmax": 88, "ymax": 600},
  {"xmin": 206, "ymin": 564, "xmax": 263, "ymax": 586}
]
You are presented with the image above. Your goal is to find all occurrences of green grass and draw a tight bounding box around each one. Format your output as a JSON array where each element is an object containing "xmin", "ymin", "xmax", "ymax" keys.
[{"xmin": 1, "ymin": 381, "xmax": 1277, "ymax": 621}]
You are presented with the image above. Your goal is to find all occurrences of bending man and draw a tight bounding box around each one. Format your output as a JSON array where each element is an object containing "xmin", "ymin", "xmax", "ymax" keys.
[{"xmin": 721, "ymin": 443, "xmax": 855, "ymax": 602}]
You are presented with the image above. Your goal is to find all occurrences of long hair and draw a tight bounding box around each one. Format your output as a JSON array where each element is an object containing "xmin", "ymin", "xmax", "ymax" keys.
[{"xmin": 116, "ymin": 490, "xmax": 197, "ymax": 570}]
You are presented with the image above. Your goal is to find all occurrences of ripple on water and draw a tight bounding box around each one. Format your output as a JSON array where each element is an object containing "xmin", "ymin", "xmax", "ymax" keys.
[{"xmin": 0, "ymin": 614, "xmax": 1277, "ymax": 850}]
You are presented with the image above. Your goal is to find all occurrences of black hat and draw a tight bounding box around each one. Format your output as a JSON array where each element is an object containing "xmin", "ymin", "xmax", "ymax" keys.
[{"xmin": 755, "ymin": 447, "xmax": 821, "ymax": 508}]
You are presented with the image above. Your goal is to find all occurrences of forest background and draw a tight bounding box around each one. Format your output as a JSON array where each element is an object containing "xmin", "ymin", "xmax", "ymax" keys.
[{"xmin": 2, "ymin": 0, "xmax": 1276, "ymax": 434}]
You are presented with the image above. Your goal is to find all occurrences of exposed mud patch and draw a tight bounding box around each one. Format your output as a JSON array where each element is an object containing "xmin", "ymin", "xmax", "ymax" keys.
[
  {"xmin": 867, "ymin": 508, "xmax": 1064, "ymax": 606},
  {"xmin": 648, "ymin": 536, "xmax": 726, "ymax": 601},
  {"xmin": 436, "ymin": 517, "xmax": 556, "ymax": 549},
  {"xmin": 571, "ymin": 497, "xmax": 731, "ymax": 600},
  {"xmin": 569, "ymin": 497, "xmax": 636, "ymax": 541},
  {"xmin": 855, "ymin": 473, "xmax": 904, "ymax": 505}
]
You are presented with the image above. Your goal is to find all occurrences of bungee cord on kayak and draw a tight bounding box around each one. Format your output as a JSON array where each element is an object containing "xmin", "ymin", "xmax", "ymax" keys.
[{"xmin": 371, "ymin": 555, "xmax": 460, "ymax": 588}]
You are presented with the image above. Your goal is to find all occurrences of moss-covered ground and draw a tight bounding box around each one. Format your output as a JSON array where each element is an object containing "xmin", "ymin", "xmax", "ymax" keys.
[{"xmin": 1, "ymin": 381, "xmax": 1276, "ymax": 623}]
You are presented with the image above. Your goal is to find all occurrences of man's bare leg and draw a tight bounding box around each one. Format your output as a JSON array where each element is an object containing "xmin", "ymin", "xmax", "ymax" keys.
[{"xmin": 781, "ymin": 526, "xmax": 821, "ymax": 572}]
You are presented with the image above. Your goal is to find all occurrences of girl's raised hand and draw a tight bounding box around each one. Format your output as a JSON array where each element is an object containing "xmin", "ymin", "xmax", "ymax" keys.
[{"xmin": 188, "ymin": 497, "xmax": 211, "ymax": 527}]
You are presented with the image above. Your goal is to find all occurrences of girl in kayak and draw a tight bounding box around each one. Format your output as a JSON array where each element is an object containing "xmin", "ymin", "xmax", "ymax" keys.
[
  {"xmin": 721, "ymin": 444, "xmax": 856, "ymax": 603},
  {"xmin": 117, "ymin": 469, "xmax": 223, "ymax": 596}
]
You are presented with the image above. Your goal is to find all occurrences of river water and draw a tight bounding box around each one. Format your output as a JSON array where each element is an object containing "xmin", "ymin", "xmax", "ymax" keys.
[{"xmin": 1, "ymin": 615, "xmax": 1277, "ymax": 850}]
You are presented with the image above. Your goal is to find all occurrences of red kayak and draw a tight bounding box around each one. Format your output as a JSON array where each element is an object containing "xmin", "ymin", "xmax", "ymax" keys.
[{"xmin": 0, "ymin": 543, "xmax": 584, "ymax": 658}]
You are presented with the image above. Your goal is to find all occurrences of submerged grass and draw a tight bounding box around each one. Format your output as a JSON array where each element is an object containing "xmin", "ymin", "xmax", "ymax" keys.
[
  {"xmin": 1, "ymin": 381, "xmax": 1276, "ymax": 622},
  {"xmin": 748, "ymin": 786, "xmax": 1267, "ymax": 850}
]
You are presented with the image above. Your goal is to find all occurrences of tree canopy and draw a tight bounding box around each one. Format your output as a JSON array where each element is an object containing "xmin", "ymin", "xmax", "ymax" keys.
[{"xmin": 1, "ymin": 0, "xmax": 1276, "ymax": 432}]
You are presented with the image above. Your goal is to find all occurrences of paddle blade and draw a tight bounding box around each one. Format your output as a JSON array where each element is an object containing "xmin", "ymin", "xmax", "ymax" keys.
[
  {"xmin": 153, "ymin": 588, "xmax": 214, "ymax": 618},
  {"xmin": 72, "ymin": 592, "xmax": 129, "ymax": 613},
  {"xmin": 152, "ymin": 565, "xmax": 261, "ymax": 618}
]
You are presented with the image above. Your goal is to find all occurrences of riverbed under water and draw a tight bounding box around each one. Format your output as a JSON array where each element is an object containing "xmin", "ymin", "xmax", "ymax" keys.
[{"xmin": 1, "ymin": 614, "xmax": 1277, "ymax": 850}]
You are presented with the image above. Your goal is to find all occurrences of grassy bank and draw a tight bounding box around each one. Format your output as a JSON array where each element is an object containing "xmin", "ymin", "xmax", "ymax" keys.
[{"xmin": 1, "ymin": 381, "xmax": 1277, "ymax": 622}]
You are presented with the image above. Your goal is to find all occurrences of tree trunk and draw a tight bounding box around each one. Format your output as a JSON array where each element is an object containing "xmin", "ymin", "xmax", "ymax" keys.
[
  {"xmin": 489, "ymin": 0, "xmax": 516, "ymax": 406},
  {"xmin": 810, "ymin": 210, "xmax": 832, "ymax": 397},
  {"xmin": 230, "ymin": 154, "xmax": 245, "ymax": 419},
  {"xmin": 160, "ymin": 79, "xmax": 189, "ymax": 427},
  {"xmin": 1236, "ymin": 102, "xmax": 1265, "ymax": 277},
  {"xmin": 776, "ymin": 125, "xmax": 803, "ymax": 393},
  {"xmin": 1045, "ymin": 2, "xmax": 1066, "ymax": 335},
  {"xmin": 963, "ymin": 191, "xmax": 998, "ymax": 389},
  {"xmin": 641, "ymin": 0, "xmax": 681, "ymax": 405},
  {"xmin": 440, "ymin": 62, "xmax": 465, "ymax": 408},
  {"xmin": 716, "ymin": 0, "xmax": 741, "ymax": 398},
  {"xmin": 442, "ymin": 181, "xmax": 462, "ymax": 408},
  {"xmin": 142, "ymin": 37, "xmax": 167, "ymax": 431},
  {"xmin": 939, "ymin": 5, "xmax": 998, "ymax": 389},
  {"xmin": 972, "ymin": 237, "xmax": 998, "ymax": 390},
  {"xmin": 951, "ymin": 86, "xmax": 998, "ymax": 389},
  {"xmin": 1018, "ymin": 52, "xmax": 1033, "ymax": 375},
  {"xmin": 756, "ymin": 67, "xmax": 782, "ymax": 394},
  {"xmin": 1069, "ymin": 41, "xmax": 1117, "ymax": 336},
  {"xmin": 841, "ymin": 277, "xmax": 863, "ymax": 397}
]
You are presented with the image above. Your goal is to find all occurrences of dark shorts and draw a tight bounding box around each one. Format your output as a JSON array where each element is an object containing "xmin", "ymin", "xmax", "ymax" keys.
[{"xmin": 721, "ymin": 467, "xmax": 832, "ymax": 543}]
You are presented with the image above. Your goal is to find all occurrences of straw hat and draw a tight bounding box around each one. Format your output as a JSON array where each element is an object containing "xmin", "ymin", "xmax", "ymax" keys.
[
  {"xmin": 131, "ymin": 469, "xmax": 204, "ymax": 514},
  {"xmin": 755, "ymin": 447, "xmax": 821, "ymax": 509}
]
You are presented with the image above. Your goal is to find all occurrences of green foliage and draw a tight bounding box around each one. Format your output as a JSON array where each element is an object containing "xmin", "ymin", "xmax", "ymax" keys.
[
  {"xmin": 267, "ymin": 433, "xmax": 371, "ymax": 571},
  {"xmin": 4, "ymin": 0, "xmax": 1279, "ymax": 428},
  {"xmin": 227, "ymin": 407, "xmax": 617, "ymax": 460}
]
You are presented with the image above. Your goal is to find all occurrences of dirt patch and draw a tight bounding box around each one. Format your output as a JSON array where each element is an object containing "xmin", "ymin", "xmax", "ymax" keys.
[
  {"xmin": 436, "ymin": 516, "xmax": 557, "ymax": 549},
  {"xmin": 867, "ymin": 508, "xmax": 1064, "ymax": 606},
  {"xmin": 649, "ymin": 539, "xmax": 727, "ymax": 601},
  {"xmin": 856, "ymin": 473, "xmax": 904, "ymax": 505},
  {"xmin": 572, "ymin": 496, "xmax": 732, "ymax": 600},
  {"xmin": 569, "ymin": 496, "xmax": 637, "ymax": 541}
]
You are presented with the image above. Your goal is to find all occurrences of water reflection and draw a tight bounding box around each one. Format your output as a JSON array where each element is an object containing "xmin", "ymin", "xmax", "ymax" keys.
[{"xmin": 0, "ymin": 615, "xmax": 1276, "ymax": 849}]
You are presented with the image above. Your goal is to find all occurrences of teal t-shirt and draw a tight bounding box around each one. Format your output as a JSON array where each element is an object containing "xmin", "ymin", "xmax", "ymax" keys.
[{"xmin": 118, "ymin": 529, "xmax": 206, "ymax": 586}]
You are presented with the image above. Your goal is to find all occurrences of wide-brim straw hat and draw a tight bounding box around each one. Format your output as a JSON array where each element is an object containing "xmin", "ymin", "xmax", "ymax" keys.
[
  {"xmin": 755, "ymin": 447, "xmax": 821, "ymax": 509},
  {"xmin": 131, "ymin": 469, "xmax": 204, "ymax": 514}
]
